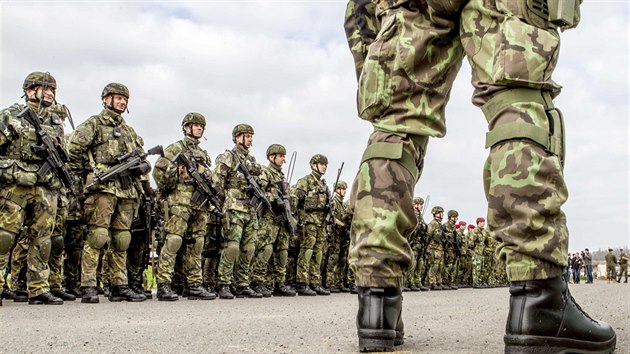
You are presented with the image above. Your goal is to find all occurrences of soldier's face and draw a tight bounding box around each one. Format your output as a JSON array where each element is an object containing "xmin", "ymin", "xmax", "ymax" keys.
[
  {"xmin": 187, "ymin": 123, "xmax": 205, "ymax": 139},
  {"xmin": 317, "ymin": 163, "xmax": 327, "ymax": 174},
  {"xmin": 238, "ymin": 133, "xmax": 253, "ymax": 149},
  {"xmin": 269, "ymin": 153, "xmax": 286, "ymax": 166},
  {"xmin": 478, "ymin": 221, "xmax": 486, "ymax": 229},
  {"xmin": 27, "ymin": 86, "xmax": 55, "ymax": 106},
  {"xmin": 337, "ymin": 188, "xmax": 346, "ymax": 197},
  {"xmin": 104, "ymin": 94, "xmax": 128, "ymax": 112}
]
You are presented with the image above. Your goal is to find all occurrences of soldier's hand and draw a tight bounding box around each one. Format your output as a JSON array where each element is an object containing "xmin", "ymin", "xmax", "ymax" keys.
[{"xmin": 178, "ymin": 164, "xmax": 190, "ymax": 179}]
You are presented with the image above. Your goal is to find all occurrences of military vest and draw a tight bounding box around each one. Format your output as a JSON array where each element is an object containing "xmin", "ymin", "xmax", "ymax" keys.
[{"xmin": 215, "ymin": 147, "xmax": 260, "ymax": 212}]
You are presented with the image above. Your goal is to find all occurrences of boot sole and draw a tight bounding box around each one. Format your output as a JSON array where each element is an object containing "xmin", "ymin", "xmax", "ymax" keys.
[
  {"xmin": 187, "ymin": 296, "xmax": 216, "ymax": 300},
  {"xmin": 108, "ymin": 297, "xmax": 146, "ymax": 302},
  {"xmin": 157, "ymin": 297, "xmax": 179, "ymax": 301},
  {"xmin": 358, "ymin": 329, "xmax": 396, "ymax": 352},
  {"xmin": 505, "ymin": 334, "xmax": 616, "ymax": 354},
  {"xmin": 81, "ymin": 297, "xmax": 99, "ymax": 304},
  {"xmin": 28, "ymin": 300, "xmax": 63, "ymax": 305}
]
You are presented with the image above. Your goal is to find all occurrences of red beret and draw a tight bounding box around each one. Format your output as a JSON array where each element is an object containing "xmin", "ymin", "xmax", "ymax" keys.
[
  {"xmin": 476, "ymin": 217, "xmax": 485, "ymax": 223},
  {"xmin": 468, "ymin": 225, "xmax": 475, "ymax": 229},
  {"xmin": 459, "ymin": 221, "xmax": 467, "ymax": 226}
]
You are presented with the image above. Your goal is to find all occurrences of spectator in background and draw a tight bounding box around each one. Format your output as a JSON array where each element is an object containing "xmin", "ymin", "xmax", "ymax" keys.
[
  {"xmin": 571, "ymin": 252, "xmax": 583, "ymax": 284},
  {"xmin": 565, "ymin": 253, "xmax": 573, "ymax": 283},
  {"xmin": 582, "ymin": 248, "xmax": 593, "ymax": 283}
]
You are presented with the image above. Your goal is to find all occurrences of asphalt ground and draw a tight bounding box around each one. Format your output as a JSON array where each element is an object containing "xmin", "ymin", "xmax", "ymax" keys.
[{"xmin": 1, "ymin": 281, "xmax": 628, "ymax": 353}]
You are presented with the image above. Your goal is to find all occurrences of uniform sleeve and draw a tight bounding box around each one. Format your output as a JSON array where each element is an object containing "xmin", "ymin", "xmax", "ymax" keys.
[
  {"xmin": 0, "ymin": 109, "xmax": 14, "ymax": 148},
  {"xmin": 67, "ymin": 118, "xmax": 97, "ymax": 171}
]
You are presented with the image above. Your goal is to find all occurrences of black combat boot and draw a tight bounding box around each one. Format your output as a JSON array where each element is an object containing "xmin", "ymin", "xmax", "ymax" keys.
[
  {"xmin": 504, "ymin": 276, "xmax": 616, "ymax": 354},
  {"xmin": 67, "ymin": 286, "xmax": 83, "ymax": 297},
  {"xmin": 29, "ymin": 291, "xmax": 63, "ymax": 305},
  {"xmin": 234, "ymin": 286, "xmax": 263, "ymax": 298},
  {"xmin": 251, "ymin": 282, "xmax": 273, "ymax": 297},
  {"xmin": 130, "ymin": 284, "xmax": 153, "ymax": 299},
  {"xmin": 157, "ymin": 284, "xmax": 179, "ymax": 301},
  {"xmin": 51, "ymin": 289, "xmax": 77, "ymax": 301},
  {"xmin": 340, "ymin": 286, "xmax": 351, "ymax": 293},
  {"xmin": 2, "ymin": 287, "xmax": 16, "ymax": 300},
  {"xmin": 217, "ymin": 285, "xmax": 235, "ymax": 300},
  {"xmin": 356, "ymin": 287, "xmax": 404, "ymax": 352},
  {"xmin": 184, "ymin": 284, "xmax": 217, "ymax": 300},
  {"xmin": 295, "ymin": 283, "xmax": 316, "ymax": 296},
  {"xmin": 329, "ymin": 287, "xmax": 341, "ymax": 293},
  {"xmin": 108, "ymin": 285, "xmax": 147, "ymax": 302},
  {"xmin": 273, "ymin": 283, "xmax": 296, "ymax": 297},
  {"xmin": 429, "ymin": 283, "xmax": 440, "ymax": 291},
  {"xmin": 310, "ymin": 284, "xmax": 330, "ymax": 296},
  {"xmin": 419, "ymin": 284, "xmax": 429, "ymax": 292},
  {"xmin": 409, "ymin": 285, "xmax": 421, "ymax": 292},
  {"xmin": 81, "ymin": 286, "xmax": 99, "ymax": 303},
  {"xmin": 13, "ymin": 289, "xmax": 28, "ymax": 302}
]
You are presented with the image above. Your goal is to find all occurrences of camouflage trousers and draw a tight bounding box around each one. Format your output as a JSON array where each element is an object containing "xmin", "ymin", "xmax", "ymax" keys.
[
  {"xmin": 483, "ymin": 253, "xmax": 497, "ymax": 285},
  {"xmin": 425, "ymin": 247, "xmax": 443, "ymax": 286},
  {"xmin": 472, "ymin": 254, "xmax": 484, "ymax": 286},
  {"xmin": 0, "ymin": 185, "xmax": 57, "ymax": 297},
  {"xmin": 297, "ymin": 221, "xmax": 327, "ymax": 285},
  {"xmin": 442, "ymin": 251, "xmax": 459, "ymax": 285},
  {"xmin": 63, "ymin": 219, "xmax": 86, "ymax": 289},
  {"xmin": 81, "ymin": 192, "xmax": 136, "ymax": 287},
  {"xmin": 251, "ymin": 213, "xmax": 290, "ymax": 285},
  {"xmin": 156, "ymin": 204, "xmax": 207, "ymax": 286},
  {"xmin": 347, "ymin": 0, "xmax": 570, "ymax": 287},
  {"xmin": 618, "ymin": 265, "xmax": 628, "ymax": 281},
  {"xmin": 404, "ymin": 247, "xmax": 424, "ymax": 286},
  {"xmin": 324, "ymin": 233, "xmax": 343, "ymax": 288},
  {"xmin": 201, "ymin": 221, "xmax": 222, "ymax": 288},
  {"xmin": 217, "ymin": 209, "xmax": 258, "ymax": 287},
  {"xmin": 457, "ymin": 255, "xmax": 473, "ymax": 286}
]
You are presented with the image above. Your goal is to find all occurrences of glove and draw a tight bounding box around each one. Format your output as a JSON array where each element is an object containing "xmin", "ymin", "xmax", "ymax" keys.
[
  {"xmin": 212, "ymin": 208, "xmax": 224, "ymax": 218},
  {"xmin": 130, "ymin": 161, "xmax": 151, "ymax": 176}
]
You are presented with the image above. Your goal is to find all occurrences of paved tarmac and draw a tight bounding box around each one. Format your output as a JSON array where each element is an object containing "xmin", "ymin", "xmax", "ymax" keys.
[{"xmin": 1, "ymin": 281, "xmax": 628, "ymax": 353}]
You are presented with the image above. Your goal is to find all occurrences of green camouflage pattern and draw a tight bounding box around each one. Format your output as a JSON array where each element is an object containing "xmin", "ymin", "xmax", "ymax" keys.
[
  {"xmin": 347, "ymin": 0, "xmax": 575, "ymax": 287},
  {"xmin": 404, "ymin": 209, "xmax": 426, "ymax": 287},
  {"xmin": 216, "ymin": 209, "xmax": 258, "ymax": 287},
  {"xmin": 215, "ymin": 145, "xmax": 262, "ymax": 213},
  {"xmin": 442, "ymin": 219, "xmax": 459, "ymax": 286},
  {"xmin": 292, "ymin": 171, "xmax": 330, "ymax": 285},
  {"xmin": 344, "ymin": 0, "xmax": 379, "ymax": 80},
  {"xmin": 325, "ymin": 192, "xmax": 351, "ymax": 288}
]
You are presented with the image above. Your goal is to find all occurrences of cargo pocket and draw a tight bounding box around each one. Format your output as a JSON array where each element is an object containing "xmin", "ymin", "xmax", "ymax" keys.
[
  {"xmin": 0, "ymin": 160, "xmax": 15, "ymax": 185},
  {"xmin": 357, "ymin": 10, "xmax": 400, "ymax": 121},
  {"xmin": 13, "ymin": 161, "xmax": 38, "ymax": 186},
  {"xmin": 492, "ymin": 1, "xmax": 560, "ymax": 86}
]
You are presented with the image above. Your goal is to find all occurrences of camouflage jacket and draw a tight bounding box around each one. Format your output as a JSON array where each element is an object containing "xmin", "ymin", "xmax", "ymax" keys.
[
  {"xmin": 291, "ymin": 171, "xmax": 330, "ymax": 226},
  {"xmin": 332, "ymin": 192, "xmax": 351, "ymax": 236},
  {"xmin": 426, "ymin": 218, "xmax": 443, "ymax": 251},
  {"xmin": 214, "ymin": 144, "xmax": 262, "ymax": 213},
  {"xmin": 442, "ymin": 220, "xmax": 459, "ymax": 256},
  {"xmin": 67, "ymin": 108, "xmax": 145, "ymax": 199},
  {"xmin": 605, "ymin": 253, "xmax": 617, "ymax": 267},
  {"xmin": 0, "ymin": 102, "xmax": 66, "ymax": 190},
  {"xmin": 259, "ymin": 162, "xmax": 288, "ymax": 219},
  {"xmin": 153, "ymin": 136, "xmax": 214, "ymax": 210},
  {"xmin": 470, "ymin": 227, "xmax": 485, "ymax": 256}
]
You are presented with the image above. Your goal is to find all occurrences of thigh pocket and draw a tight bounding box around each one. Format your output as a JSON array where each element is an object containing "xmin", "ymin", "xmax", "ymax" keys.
[
  {"xmin": 357, "ymin": 10, "xmax": 400, "ymax": 121},
  {"xmin": 493, "ymin": 2, "xmax": 560, "ymax": 86}
]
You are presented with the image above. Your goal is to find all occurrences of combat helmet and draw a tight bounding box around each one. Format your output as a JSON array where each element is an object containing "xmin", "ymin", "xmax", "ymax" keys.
[
  {"xmin": 182, "ymin": 112, "xmax": 206, "ymax": 127},
  {"xmin": 310, "ymin": 154, "xmax": 328, "ymax": 165},
  {"xmin": 336, "ymin": 180, "xmax": 348, "ymax": 190},
  {"xmin": 232, "ymin": 123, "xmax": 254, "ymax": 142},
  {"xmin": 101, "ymin": 83, "xmax": 129, "ymax": 98},
  {"xmin": 266, "ymin": 144, "xmax": 286, "ymax": 156},
  {"xmin": 23, "ymin": 72, "xmax": 57, "ymax": 90},
  {"xmin": 412, "ymin": 197, "xmax": 424, "ymax": 205},
  {"xmin": 448, "ymin": 210, "xmax": 459, "ymax": 218},
  {"xmin": 431, "ymin": 206, "xmax": 444, "ymax": 215}
]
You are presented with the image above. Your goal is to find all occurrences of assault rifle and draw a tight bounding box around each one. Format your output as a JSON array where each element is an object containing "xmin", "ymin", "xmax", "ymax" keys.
[
  {"xmin": 273, "ymin": 180, "xmax": 295, "ymax": 238},
  {"xmin": 18, "ymin": 107, "xmax": 76, "ymax": 194},
  {"xmin": 234, "ymin": 157, "xmax": 273, "ymax": 214},
  {"xmin": 131, "ymin": 180, "xmax": 157, "ymax": 286},
  {"xmin": 172, "ymin": 152, "xmax": 221, "ymax": 211},
  {"xmin": 325, "ymin": 162, "xmax": 344, "ymax": 227},
  {"xmin": 86, "ymin": 145, "xmax": 163, "ymax": 190},
  {"xmin": 441, "ymin": 224, "xmax": 461, "ymax": 257}
]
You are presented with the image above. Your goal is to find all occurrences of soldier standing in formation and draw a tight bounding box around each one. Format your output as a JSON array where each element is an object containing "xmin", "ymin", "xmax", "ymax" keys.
[
  {"xmin": 214, "ymin": 124, "xmax": 263, "ymax": 299},
  {"xmin": 325, "ymin": 180, "xmax": 352, "ymax": 293},
  {"xmin": 344, "ymin": 0, "xmax": 615, "ymax": 352},
  {"xmin": 404, "ymin": 197, "xmax": 429, "ymax": 291},
  {"xmin": 291, "ymin": 154, "xmax": 331, "ymax": 296},
  {"xmin": 426, "ymin": 206, "xmax": 444, "ymax": 290},
  {"xmin": 442, "ymin": 210, "xmax": 459, "ymax": 290},
  {"xmin": 68, "ymin": 83, "xmax": 147, "ymax": 303},
  {"xmin": 250, "ymin": 144, "xmax": 296, "ymax": 297},
  {"xmin": 152, "ymin": 113, "xmax": 217, "ymax": 301},
  {"xmin": 605, "ymin": 248, "xmax": 617, "ymax": 283},
  {"xmin": 617, "ymin": 249, "xmax": 628, "ymax": 283},
  {"xmin": 0, "ymin": 72, "xmax": 66, "ymax": 305}
]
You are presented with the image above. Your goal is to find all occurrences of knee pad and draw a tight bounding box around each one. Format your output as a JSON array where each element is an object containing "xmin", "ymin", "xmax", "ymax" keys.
[
  {"xmin": 225, "ymin": 241, "xmax": 240, "ymax": 259},
  {"xmin": 277, "ymin": 250, "xmax": 288, "ymax": 267},
  {"xmin": 304, "ymin": 249, "xmax": 313, "ymax": 262},
  {"xmin": 32, "ymin": 237, "xmax": 52, "ymax": 263},
  {"xmin": 360, "ymin": 135, "xmax": 429, "ymax": 182},
  {"xmin": 0, "ymin": 230, "xmax": 16, "ymax": 254},
  {"xmin": 192, "ymin": 237, "xmax": 203, "ymax": 256},
  {"xmin": 482, "ymin": 88, "xmax": 565, "ymax": 165},
  {"xmin": 242, "ymin": 243, "xmax": 255, "ymax": 257},
  {"xmin": 87, "ymin": 226, "xmax": 109, "ymax": 250},
  {"xmin": 164, "ymin": 234, "xmax": 183, "ymax": 254},
  {"xmin": 50, "ymin": 235, "xmax": 64, "ymax": 258},
  {"xmin": 111, "ymin": 230, "xmax": 131, "ymax": 252}
]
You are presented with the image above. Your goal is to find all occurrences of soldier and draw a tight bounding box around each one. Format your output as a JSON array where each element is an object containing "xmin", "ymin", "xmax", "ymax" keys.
[
  {"xmin": 325, "ymin": 180, "xmax": 352, "ymax": 293},
  {"xmin": 0, "ymin": 72, "xmax": 66, "ymax": 305},
  {"xmin": 67, "ymin": 82, "xmax": 147, "ymax": 303},
  {"xmin": 152, "ymin": 113, "xmax": 217, "ymax": 301},
  {"xmin": 425, "ymin": 206, "xmax": 445, "ymax": 291},
  {"xmin": 441, "ymin": 210, "xmax": 460, "ymax": 290},
  {"xmin": 604, "ymin": 248, "xmax": 617, "ymax": 284},
  {"xmin": 201, "ymin": 213, "xmax": 222, "ymax": 294},
  {"xmin": 250, "ymin": 144, "xmax": 296, "ymax": 297},
  {"xmin": 617, "ymin": 249, "xmax": 628, "ymax": 283},
  {"xmin": 214, "ymin": 124, "xmax": 263, "ymax": 299},
  {"xmin": 404, "ymin": 197, "xmax": 429, "ymax": 291},
  {"xmin": 344, "ymin": 0, "xmax": 615, "ymax": 352},
  {"xmin": 291, "ymin": 154, "xmax": 332, "ymax": 296}
]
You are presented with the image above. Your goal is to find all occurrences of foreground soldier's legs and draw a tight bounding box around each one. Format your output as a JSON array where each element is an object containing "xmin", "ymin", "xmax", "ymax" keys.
[{"xmin": 347, "ymin": 0, "xmax": 615, "ymax": 352}]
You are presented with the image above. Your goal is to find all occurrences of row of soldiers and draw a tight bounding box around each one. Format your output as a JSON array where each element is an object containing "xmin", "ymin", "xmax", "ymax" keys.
[
  {"xmin": 0, "ymin": 72, "xmax": 360, "ymax": 305},
  {"xmin": 402, "ymin": 199, "xmax": 507, "ymax": 291}
]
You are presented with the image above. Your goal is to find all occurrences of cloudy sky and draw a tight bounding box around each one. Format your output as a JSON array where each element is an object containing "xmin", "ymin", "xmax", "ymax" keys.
[{"xmin": 1, "ymin": 1, "xmax": 627, "ymax": 253}]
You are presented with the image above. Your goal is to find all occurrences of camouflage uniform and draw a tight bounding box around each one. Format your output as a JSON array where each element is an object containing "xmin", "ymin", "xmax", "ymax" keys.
[
  {"xmin": 457, "ymin": 227, "xmax": 473, "ymax": 287},
  {"xmin": 215, "ymin": 141, "xmax": 261, "ymax": 290},
  {"xmin": 618, "ymin": 251, "xmax": 628, "ymax": 283},
  {"xmin": 404, "ymin": 203, "xmax": 427, "ymax": 290},
  {"xmin": 605, "ymin": 250, "xmax": 617, "ymax": 282},
  {"xmin": 250, "ymin": 146, "xmax": 293, "ymax": 294},
  {"xmin": 292, "ymin": 156, "xmax": 331, "ymax": 290},
  {"xmin": 67, "ymin": 84, "xmax": 146, "ymax": 299},
  {"xmin": 153, "ymin": 132, "xmax": 214, "ymax": 294},
  {"xmin": 441, "ymin": 213, "xmax": 459, "ymax": 288},
  {"xmin": 0, "ymin": 74, "xmax": 64, "ymax": 300},
  {"xmin": 325, "ymin": 183, "xmax": 352, "ymax": 290},
  {"xmin": 201, "ymin": 214, "xmax": 222, "ymax": 291},
  {"xmin": 425, "ymin": 210, "xmax": 444, "ymax": 288}
]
